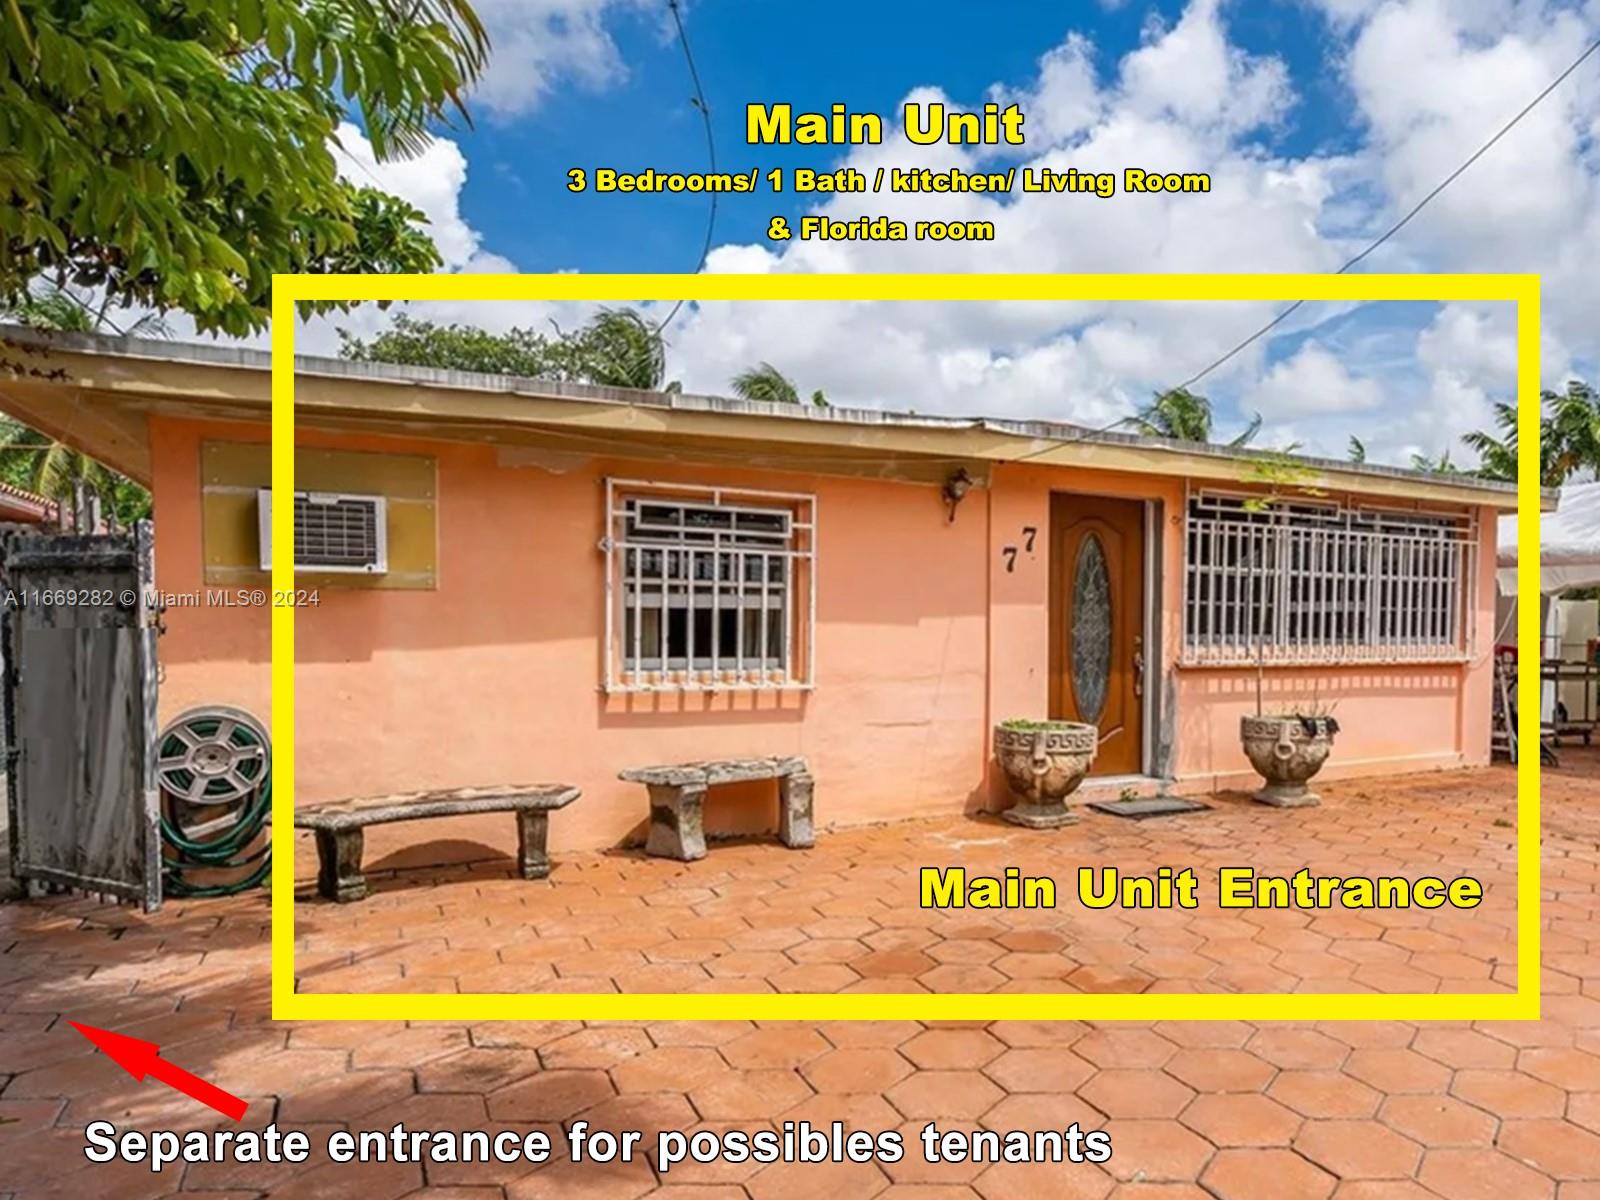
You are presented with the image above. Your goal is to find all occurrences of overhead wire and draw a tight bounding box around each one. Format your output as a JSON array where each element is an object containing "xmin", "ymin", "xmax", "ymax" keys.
[
  {"xmin": 656, "ymin": 0, "xmax": 718, "ymax": 335},
  {"xmin": 1003, "ymin": 28, "xmax": 1600, "ymax": 467}
]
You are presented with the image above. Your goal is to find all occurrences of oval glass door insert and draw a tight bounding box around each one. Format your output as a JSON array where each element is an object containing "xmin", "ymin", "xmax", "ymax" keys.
[{"xmin": 1071, "ymin": 533, "xmax": 1112, "ymax": 723}]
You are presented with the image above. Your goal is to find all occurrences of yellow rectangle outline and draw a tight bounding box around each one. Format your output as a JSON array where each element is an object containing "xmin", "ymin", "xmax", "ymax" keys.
[{"xmin": 269, "ymin": 272, "xmax": 1541, "ymax": 1023}]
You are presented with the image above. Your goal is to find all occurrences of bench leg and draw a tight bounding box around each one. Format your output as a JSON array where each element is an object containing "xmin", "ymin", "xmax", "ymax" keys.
[
  {"xmin": 778, "ymin": 772, "xmax": 816, "ymax": 849},
  {"xmin": 315, "ymin": 828, "xmax": 366, "ymax": 903},
  {"xmin": 645, "ymin": 783, "xmax": 707, "ymax": 861},
  {"xmin": 516, "ymin": 809, "xmax": 552, "ymax": 880}
]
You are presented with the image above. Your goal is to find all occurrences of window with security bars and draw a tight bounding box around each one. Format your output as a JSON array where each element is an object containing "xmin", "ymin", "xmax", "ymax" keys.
[
  {"xmin": 256, "ymin": 489, "xmax": 388, "ymax": 573},
  {"xmin": 1183, "ymin": 492, "xmax": 1475, "ymax": 663},
  {"xmin": 603, "ymin": 480, "xmax": 815, "ymax": 691}
]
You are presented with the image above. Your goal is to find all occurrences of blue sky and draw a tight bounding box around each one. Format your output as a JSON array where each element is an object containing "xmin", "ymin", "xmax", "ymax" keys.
[
  {"xmin": 319, "ymin": 0, "xmax": 1598, "ymax": 467},
  {"xmin": 455, "ymin": 2, "xmax": 1357, "ymax": 275}
]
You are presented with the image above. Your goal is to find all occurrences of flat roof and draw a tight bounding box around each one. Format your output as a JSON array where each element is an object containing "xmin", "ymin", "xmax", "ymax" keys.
[{"xmin": 0, "ymin": 323, "xmax": 1539, "ymax": 507}]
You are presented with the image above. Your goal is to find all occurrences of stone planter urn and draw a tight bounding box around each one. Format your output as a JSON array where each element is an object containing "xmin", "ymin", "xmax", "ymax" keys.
[
  {"xmin": 993, "ymin": 721, "xmax": 1098, "ymax": 828},
  {"xmin": 1240, "ymin": 715, "xmax": 1339, "ymax": 807}
]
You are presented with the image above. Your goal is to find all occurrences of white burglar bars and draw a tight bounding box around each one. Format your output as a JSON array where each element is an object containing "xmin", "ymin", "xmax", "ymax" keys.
[
  {"xmin": 1182, "ymin": 491, "xmax": 1476, "ymax": 665},
  {"xmin": 603, "ymin": 479, "xmax": 817, "ymax": 692}
]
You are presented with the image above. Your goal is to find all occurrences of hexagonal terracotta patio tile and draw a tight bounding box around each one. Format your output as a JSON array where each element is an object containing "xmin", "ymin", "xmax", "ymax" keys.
[
  {"xmin": 722, "ymin": 1026, "xmax": 831, "ymax": 1070},
  {"xmin": 488, "ymin": 1069, "xmax": 615, "ymax": 1121},
  {"xmin": 610, "ymin": 1048, "xmax": 728, "ymax": 1095},
  {"xmin": 1450, "ymin": 1069, "xmax": 1567, "ymax": 1118},
  {"xmin": 1292, "ymin": 1119, "xmax": 1422, "ymax": 1179},
  {"xmin": 1079, "ymin": 1070, "xmax": 1195, "ymax": 1119},
  {"xmin": 1497, "ymin": 1119, "xmax": 1600, "ymax": 1179},
  {"xmin": 689, "ymin": 1069, "xmax": 813, "ymax": 1121},
  {"xmin": 1098, "ymin": 1120, "xmax": 1213, "ymax": 1183},
  {"xmin": 900, "ymin": 1030, "xmax": 1007, "ymax": 1071},
  {"xmin": 1377, "ymin": 1094, "xmax": 1498, "ymax": 1147},
  {"xmin": 982, "ymin": 1047, "xmax": 1095, "ymax": 1093},
  {"xmin": 1245, "ymin": 1029, "xmax": 1349, "ymax": 1071},
  {"xmin": 1200, "ymin": 1148, "xmax": 1335, "ymax": 1199},
  {"xmin": 1075, "ymin": 1029, "xmax": 1178, "ymax": 1070},
  {"xmin": 1342, "ymin": 1049, "xmax": 1452, "ymax": 1095},
  {"xmin": 803, "ymin": 1049, "xmax": 914, "ymax": 1094},
  {"xmin": 1268, "ymin": 1071, "xmax": 1383, "ymax": 1119},
  {"xmin": 973, "ymin": 1160, "xmax": 1114, "ymax": 1200},
  {"xmin": 1163, "ymin": 1049, "xmax": 1275, "ymax": 1094},
  {"xmin": 886, "ymin": 1071, "xmax": 1005, "ymax": 1120},
  {"xmin": 1416, "ymin": 1148, "xmax": 1556, "ymax": 1200},
  {"xmin": 1179, "ymin": 1093, "xmax": 1302, "ymax": 1147},
  {"xmin": 746, "ymin": 1157, "xmax": 890, "ymax": 1200}
]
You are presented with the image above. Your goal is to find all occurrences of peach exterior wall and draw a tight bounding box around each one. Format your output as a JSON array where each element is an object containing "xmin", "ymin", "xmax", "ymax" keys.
[
  {"xmin": 150, "ymin": 416, "xmax": 992, "ymax": 850},
  {"xmin": 149, "ymin": 416, "xmax": 1496, "ymax": 851}
]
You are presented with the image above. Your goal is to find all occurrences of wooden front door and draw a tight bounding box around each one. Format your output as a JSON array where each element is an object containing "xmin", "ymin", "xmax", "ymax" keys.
[{"xmin": 1049, "ymin": 494, "xmax": 1145, "ymax": 776}]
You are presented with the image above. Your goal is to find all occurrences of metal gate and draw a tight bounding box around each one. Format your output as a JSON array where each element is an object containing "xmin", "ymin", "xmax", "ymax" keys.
[{"xmin": 2, "ymin": 524, "xmax": 161, "ymax": 910}]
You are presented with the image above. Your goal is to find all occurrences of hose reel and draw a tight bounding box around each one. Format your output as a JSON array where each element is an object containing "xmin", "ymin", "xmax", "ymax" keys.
[{"xmin": 157, "ymin": 705, "xmax": 272, "ymax": 897}]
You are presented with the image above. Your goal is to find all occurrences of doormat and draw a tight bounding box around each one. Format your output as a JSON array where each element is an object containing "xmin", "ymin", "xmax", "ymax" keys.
[{"xmin": 1088, "ymin": 795, "xmax": 1212, "ymax": 819}]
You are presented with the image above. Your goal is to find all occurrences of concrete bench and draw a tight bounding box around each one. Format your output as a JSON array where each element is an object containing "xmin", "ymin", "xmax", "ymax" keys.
[
  {"xmin": 619, "ymin": 756, "xmax": 814, "ymax": 861},
  {"xmin": 294, "ymin": 784, "xmax": 580, "ymax": 902}
]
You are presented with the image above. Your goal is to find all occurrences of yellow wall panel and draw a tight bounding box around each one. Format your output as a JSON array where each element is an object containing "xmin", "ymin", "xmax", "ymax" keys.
[{"xmin": 200, "ymin": 441, "xmax": 436, "ymax": 589}]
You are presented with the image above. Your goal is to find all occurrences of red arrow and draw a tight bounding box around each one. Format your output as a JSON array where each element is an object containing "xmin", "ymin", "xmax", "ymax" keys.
[{"xmin": 69, "ymin": 1021, "xmax": 248, "ymax": 1121}]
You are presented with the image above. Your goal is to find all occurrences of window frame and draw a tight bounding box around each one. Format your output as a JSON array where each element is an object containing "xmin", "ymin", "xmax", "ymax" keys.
[
  {"xmin": 601, "ymin": 478, "xmax": 817, "ymax": 693},
  {"xmin": 1180, "ymin": 486, "xmax": 1478, "ymax": 667}
]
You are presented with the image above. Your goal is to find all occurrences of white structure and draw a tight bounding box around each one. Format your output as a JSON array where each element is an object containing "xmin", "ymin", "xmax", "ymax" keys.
[{"xmin": 1498, "ymin": 481, "xmax": 1600, "ymax": 595}]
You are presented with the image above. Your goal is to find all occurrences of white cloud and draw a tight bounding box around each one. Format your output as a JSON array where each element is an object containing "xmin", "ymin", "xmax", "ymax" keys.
[
  {"xmin": 466, "ymin": 0, "xmax": 653, "ymax": 119},
  {"xmin": 332, "ymin": 123, "xmax": 482, "ymax": 270},
  {"xmin": 1248, "ymin": 343, "xmax": 1385, "ymax": 418}
]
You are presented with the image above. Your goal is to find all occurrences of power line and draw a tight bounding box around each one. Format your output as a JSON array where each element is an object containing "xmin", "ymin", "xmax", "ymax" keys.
[
  {"xmin": 1167, "ymin": 29, "xmax": 1600, "ymax": 395},
  {"xmin": 656, "ymin": 0, "xmax": 718, "ymax": 334}
]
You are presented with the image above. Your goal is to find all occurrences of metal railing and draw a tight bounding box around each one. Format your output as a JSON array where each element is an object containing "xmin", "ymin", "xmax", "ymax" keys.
[
  {"xmin": 1182, "ymin": 491, "xmax": 1476, "ymax": 666},
  {"xmin": 602, "ymin": 479, "xmax": 816, "ymax": 692}
]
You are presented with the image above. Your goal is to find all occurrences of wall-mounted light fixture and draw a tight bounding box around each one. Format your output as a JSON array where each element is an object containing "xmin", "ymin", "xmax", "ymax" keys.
[{"xmin": 942, "ymin": 467, "xmax": 974, "ymax": 523}]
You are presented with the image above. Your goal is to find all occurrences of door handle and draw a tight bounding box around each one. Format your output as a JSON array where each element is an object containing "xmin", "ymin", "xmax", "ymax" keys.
[{"xmin": 1133, "ymin": 650, "xmax": 1144, "ymax": 698}]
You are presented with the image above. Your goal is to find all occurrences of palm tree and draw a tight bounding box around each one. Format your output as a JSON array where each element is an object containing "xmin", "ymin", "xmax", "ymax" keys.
[
  {"xmin": 1, "ymin": 284, "xmax": 161, "ymax": 524},
  {"xmin": 1542, "ymin": 380, "xmax": 1600, "ymax": 484},
  {"xmin": 1461, "ymin": 401, "xmax": 1518, "ymax": 483},
  {"xmin": 1410, "ymin": 449, "xmax": 1460, "ymax": 474},
  {"xmin": 580, "ymin": 309, "xmax": 669, "ymax": 391},
  {"xmin": 1347, "ymin": 436, "xmax": 1367, "ymax": 464},
  {"xmin": 2, "ymin": 282, "xmax": 170, "ymax": 336},
  {"xmin": 1129, "ymin": 387, "xmax": 1260, "ymax": 447},
  {"xmin": 0, "ymin": 417, "xmax": 149, "ymax": 525},
  {"xmin": 731, "ymin": 362, "xmax": 828, "ymax": 407}
]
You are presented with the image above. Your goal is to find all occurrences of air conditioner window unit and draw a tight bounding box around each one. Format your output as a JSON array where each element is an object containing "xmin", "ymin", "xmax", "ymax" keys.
[{"xmin": 257, "ymin": 489, "xmax": 388, "ymax": 574}]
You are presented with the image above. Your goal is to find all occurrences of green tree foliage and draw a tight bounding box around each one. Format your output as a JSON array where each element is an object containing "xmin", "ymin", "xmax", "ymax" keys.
[
  {"xmin": 0, "ymin": 414, "xmax": 150, "ymax": 524},
  {"xmin": 0, "ymin": 284, "xmax": 159, "ymax": 522},
  {"xmin": 1447, "ymin": 381, "xmax": 1596, "ymax": 486},
  {"xmin": 339, "ymin": 308, "xmax": 676, "ymax": 391},
  {"xmin": 1346, "ymin": 435, "xmax": 1367, "ymax": 464},
  {"xmin": 1129, "ymin": 387, "xmax": 1259, "ymax": 446},
  {"xmin": 730, "ymin": 361, "xmax": 828, "ymax": 407},
  {"xmin": 1541, "ymin": 380, "xmax": 1600, "ymax": 484},
  {"xmin": 1, "ymin": 0, "xmax": 488, "ymax": 335},
  {"xmin": 1410, "ymin": 449, "xmax": 1460, "ymax": 474},
  {"xmin": 1460, "ymin": 401, "xmax": 1519, "ymax": 483}
]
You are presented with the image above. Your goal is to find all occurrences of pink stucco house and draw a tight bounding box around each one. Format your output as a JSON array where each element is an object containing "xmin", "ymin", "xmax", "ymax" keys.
[{"xmin": 1, "ymin": 327, "xmax": 1521, "ymax": 850}]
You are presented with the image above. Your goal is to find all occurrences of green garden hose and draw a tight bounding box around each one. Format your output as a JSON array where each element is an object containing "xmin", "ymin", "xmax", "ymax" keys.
[{"xmin": 156, "ymin": 707, "xmax": 272, "ymax": 898}]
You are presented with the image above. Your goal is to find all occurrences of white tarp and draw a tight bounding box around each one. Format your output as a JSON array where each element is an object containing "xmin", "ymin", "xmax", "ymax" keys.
[{"xmin": 1498, "ymin": 481, "xmax": 1600, "ymax": 595}]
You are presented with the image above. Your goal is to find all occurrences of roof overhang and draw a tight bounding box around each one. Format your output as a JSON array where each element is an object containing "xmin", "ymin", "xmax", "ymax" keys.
[{"xmin": 0, "ymin": 324, "xmax": 1540, "ymax": 511}]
